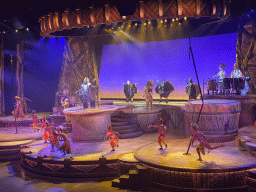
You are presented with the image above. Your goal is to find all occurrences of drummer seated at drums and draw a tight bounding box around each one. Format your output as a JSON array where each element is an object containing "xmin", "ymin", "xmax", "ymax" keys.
[
  {"xmin": 214, "ymin": 63, "xmax": 226, "ymax": 94},
  {"xmin": 231, "ymin": 63, "xmax": 247, "ymax": 95}
]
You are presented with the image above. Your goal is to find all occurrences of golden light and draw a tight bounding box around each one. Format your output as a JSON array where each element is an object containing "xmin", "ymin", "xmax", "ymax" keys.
[
  {"xmin": 184, "ymin": 17, "xmax": 187, "ymax": 20},
  {"xmin": 179, "ymin": 23, "xmax": 181, "ymax": 25},
  {"xmin": 176, "ymin": 18, "xmax": 179, "ymax": 21},
  {"xmin": 148, "ymin": 21, "xmax": 151, "ymax": 24},
  {"xmin": 15, "ymin": 30, "xmax": 18, "ymax": 33},
  {"xmin": 160, "ymin": 20, "xmax": 163, "ymax": 23},
  {"xmin": 144, "ymin": 23, "xmax": 146, "ymax": 25},
  {"xmin": 164, "ymin": 19, "xmax": 167, "ymax": 22},
  {"xmin": 135, "ymin": 23, "xmax": 137, "ymax": 26},
  {"xmin": 26, "ymin": 28, "xmax": 29, "ymax": 31},
  {"xmin": 129, "ymin": 25, "xmax": 131, "ymax": 27},
  {"xmin": 172, "ymin": 18, "xmax": 175, "ymax": 22},
  {"xmin": 3, "ymin": 31, "xmax": 5, "ymax": 33}
]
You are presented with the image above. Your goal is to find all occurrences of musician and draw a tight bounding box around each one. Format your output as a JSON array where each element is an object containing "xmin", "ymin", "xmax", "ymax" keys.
[
  {"xmin": 61, "ymin": 98, "xmax": 71, "ymax": 123},
  {"xmin": 214, "ymin": 63, "xmax": 226, "ymax": 94},
  {"xmin": 186, "ymin": 78, "xmax": 197, "ymax": 101},
  {"xmin": 90, "ymin": 78, "xmax": 98, "ymax": 108},
  {"xmin": 231, "ymin": 63, "xmax": 249, "ymax": 96}
]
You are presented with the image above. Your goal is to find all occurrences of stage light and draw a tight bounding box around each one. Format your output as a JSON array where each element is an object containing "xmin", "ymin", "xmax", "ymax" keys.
[
  {"xmin": 26, "ymin": 28, "xmax": 29, "ymax": 31},
  {"xmin": 176, "ymin": 18, "xmax": 178, "ymax": 21},
  {"xmin": 160, "ymin": 20, "xmax": 163, "ymax": 23},
  {"xmin": 172, "ymin": 19, "xmax": 175, "ymax": 22},
  {"xmin": 3, "ymin": 31, "xmax": 5, "ymax": 34},
  {"xmin": 122, "ymin": 16, "xmax": 127, "ymax": 19},
  {"xmin": 15, "ymin": 30, "xmax": 18, "ymax": 33},
  {"xmin": 135, "ymin": 23, "xmax": 137, "ymax": 26},
  {"xmin": 179, "ymin": 23, "xmax": 181, "ymax": 25},
  {"xmin": 184, "ymin": 17, "xmax": 187, "ymax": 20},
  {"xmin": 151, "ymin": 27, "xmax": 153, "ymax": 28},
  {"xmin": 164, "ymin": 19, "xmax": 167, "ymax": 22},
  {"xmin": 148, "ymin": 21, "xmax": 151, "ymax": 24},
  {"xmin": 128, "ymin": 25, "xmax": 131, "ymax": 27},
  {"xmin": 144, "ymin": 23, "xmax": 146, "ymax": 25}
]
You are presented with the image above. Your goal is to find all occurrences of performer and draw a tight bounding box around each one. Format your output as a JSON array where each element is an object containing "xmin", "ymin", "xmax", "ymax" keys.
[
  {"xmin": 148, "ymin": 118, "xmax": 167, "ymax": 150},
  {"xmin": 12, "ymin": 96, "xmax": 25, "ymax": 119},
  {"xmin": 58, "ymin": 128, "xmax": 71, "ymax": 156},
  {"xmin": 62, "ymin": 84, "xmax": 69, "ymax": 101},
  {"xmin": 214, "ymin": 63, "xmax": 226, "ymax": 94},
  {"xmin": 191, "ymin": 123, "xmax": 224, "ymax": 161},
  {"xmin": 104, "ymin": 125, "xmax": 119, "ymax": 151},
  {"xmin": 155, "ymin": 80, "xmax": 174, "ymax": 103},
  {"xmin": 143, "ymin": 80, "xmax": 154, "ymax": 109},
  {"xmin": 41, "ymin": 116, "xmax": 47, "ymax": 133},
  {"xmin": 186, "ymin": 78, "xmax": 197, "ymax": 101},
  {"xmin": 50, "ymin": 129, "xmax": 59, "ymax": 152},
  {"xmin": 90, "ymin": 78, "xmax": 99, "ymax": 107},
  {"xmin": 76, "ymin": 77, "xmax": 94, "ymax": 109},
  {"xmin": 231, "ymin": 63, "xmax": 249, "ymax": 96},
  {"xmin": 61, "ymin": 98, "xmax": 71, "ymax": 123},
  {"xmin": 123, "ymin": 81, "xmax": 137, "ymax": 102},
  {"xmin": 30, "ymin": 110, "xmax": 39, "ymax": 132},
  {"xmin": 42, "ymin": 121, "xmax": 51, "ymax": 143}
]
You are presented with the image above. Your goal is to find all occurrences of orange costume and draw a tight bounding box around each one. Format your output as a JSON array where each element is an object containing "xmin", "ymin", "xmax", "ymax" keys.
[
  {"xmin": 50, "ymin": 131, "xmax": 59, "ymax": 152},
  {"xmin": 104, "ymin": 125, "xmax": 119, "ymax": 151},
  {"xmin": 58, "ymin": 132, "xmax": 71, "ymax": 155},
  {"xmin": 149, "ymin": 118, "xmax": 167, "ymax": 149},
  {"xmin": 30, "ymin": 113, "xmax": 39, "ymax": 132},
  {"xmin": 42, "ymin": 121, "xmax": 51, "ymax": 142}
]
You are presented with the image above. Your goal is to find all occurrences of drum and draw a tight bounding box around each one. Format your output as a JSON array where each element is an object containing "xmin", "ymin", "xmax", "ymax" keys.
[
  {"xmin": 231, "ymin": 78, "xmax": 245, "ymax": 90},
  {"xmin": 207, "ymin": 80, "xmax": 218, "ymax": 91},
  {"xmin": 223, "ymin": 78, "xmax": 231, "ymax": 89}
]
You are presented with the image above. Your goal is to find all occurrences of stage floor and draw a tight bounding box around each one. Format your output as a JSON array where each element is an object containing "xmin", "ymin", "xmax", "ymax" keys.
[{"xmin": 21, "ymin": 131, "xmax": 256, "ymax": 172}]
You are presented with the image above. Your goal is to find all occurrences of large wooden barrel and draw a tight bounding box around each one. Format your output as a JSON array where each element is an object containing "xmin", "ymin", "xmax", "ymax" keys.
[{"xmin": 185, "ymin": 99, "xmax": 241, "ymax": 142}]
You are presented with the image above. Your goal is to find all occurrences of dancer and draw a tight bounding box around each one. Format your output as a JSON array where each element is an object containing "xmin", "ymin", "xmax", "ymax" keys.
[
  {"xmin": 50, "ymin": 129, "xmax": 59, "ymax": 152},
  {"xmin": 104, "ymin": 125, "xmax": 119, "ymax": 151},
  {"xmin": 186, "ymin": 78, "xmax": 197, "ymax": 101},
  {"xmin": 144, "ymin": 80, "xmax": 154, "ymax": 109},
  {"xmin": 191, "ymin": 123, "xmax": 224, "ymax": 161},
  {"xmin": 155, "ymin": 80, "xmax": 174, "ymax": 103},
  {"xmin": 90, "ymin": 78, "xmax": 99, "ymax": 108},
  {"xmin": 61, "ymin": 98, "xmax": 71, "ymax": 123},
  {"xmin": 148, "ymin": 118, "xmax": 167, "ymax": 150},
  {"xmin": 41, "ymin": 116, "xmax": 47, "ymax": 133},
  {"xmin": 30, "ymin": 110, "xmax": 39, "ymax": 132},
  {"xmin": 214, "ymin": 63, "xmax": 226, "ymax": 94},
  {"xmin": 12, "ymin": 96, "xmax": 25, "ymax": 119},
  {"xmin": 42, "ymin": 121, "xmax": 51, "ymax": 143},
  {"xmin": 124, "ymin": 81, "xmax": 137, "ymax": 102},
  {"xmin": 231, "ymin": 63, "xmax": 249, "ymax": 96},
  {"xmin": 58, "ymin": 128, "xmax": 71, "ymax": 156}
]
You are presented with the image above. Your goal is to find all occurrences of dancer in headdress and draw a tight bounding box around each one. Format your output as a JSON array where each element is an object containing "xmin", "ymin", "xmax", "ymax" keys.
[
  {"xmin": 58, "ymin": 128, "xmax": 71, "ymax": 156},
  {"xmin": 30, "ymin": 110, "xmax": 39, "ymax": 132},
  {"xmin": 104, "ymin": 125, "xmax": 119, "ymax": 151},
  {"xmin": 214, "ymin": 63, "xmax": 226, "ymax": 94},
  {"xmin": 42, "ymin": 121, "xmax": 51, "ymax": 143},
  {"xmin": 144, "ymin": 80, "xmax": 154, "ymax": 109},
  {"xmin": 50, "ymin": 129, "xmax": 59, "ymax": 152},
  {"xmin": 61, "ymin": 98, "xmax": 71, "ymax": 123},
  {"xmin": 191, "ymin": 123, "xmax": 224, "ymax": 161},
  {"xmin": 12, "ymin": 96, "xmax": 25, "ymax": 119},
  {"xmin": 148, "ymin": 118, "xmax": 167, "ymax": 150},
  {"xmin": 155, "ymin": 80, "xmax": 174, "ymax": 103}
]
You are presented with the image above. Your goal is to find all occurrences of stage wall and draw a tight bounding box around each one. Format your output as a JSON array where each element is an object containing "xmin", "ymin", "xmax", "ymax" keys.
[{"xmin": 99, "ymin": 32, "xmax": 237, "ymax": 100}]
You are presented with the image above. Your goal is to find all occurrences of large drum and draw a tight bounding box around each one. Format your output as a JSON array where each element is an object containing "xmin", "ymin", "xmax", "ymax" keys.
[
  {"xmin": 223, "ymin": 78, "xmax": 231, "ymax": 89},
  {"xmin": 185, "ymin": 99, "xmax": 241, "ymax": 142},
  {"xmin": 207, "ymin": 80, "xmax": 218, "ymax": 91},
  {"xmin": 231, "ymin": 78, "xmax": 245, "ymax": 90}
]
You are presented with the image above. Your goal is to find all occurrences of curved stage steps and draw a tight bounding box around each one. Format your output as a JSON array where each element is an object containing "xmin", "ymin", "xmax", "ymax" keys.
[{"xmin": 111, "ymin": 112, "xmax": 142, "ymax": 139}]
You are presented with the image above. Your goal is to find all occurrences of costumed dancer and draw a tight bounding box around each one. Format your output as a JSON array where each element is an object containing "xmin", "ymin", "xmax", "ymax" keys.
[
  {"xmin": 123, "ymin": 81, "xmax": 138, "ymax": 102},
  {"xmin": 148, "ymin": 118, "xmax": 167, "ymax": 150},
  {"xmin": 50, "ymin": 129, "xmax": 59, "ymax": 152},
  {"xmin": 231, "ymin": 63, "xmax": 249, "ymax": 96},
  {"xmin": 90, "ymin": 78, "xmax": 99, "ymax": 107},
  {"xmin": 191, "ymin": 123, "xmax": 224, "ymax": 161},
  {"xmin": 185, "ymin": 78, "xmax": 197, "ymax": 101},
  {"xmin": 30, "ymin": 110, "xmax": 39, "ymax": 132},
  {"xmin": 58, "ymin": 128, "xmax": 71, "ymax": 156},
  {"xmin": 214, "ymin": 63, "xmax": 226, "ymax": 94},
  {"xmin": 41, "ymin": 116, "xmax": 47, "ymax": 133},
  {"xmin": 61, "ymin": 98, "xmax": 71, "ymax": 123},
  {"xmin": 12, "ymin": 96, "xmax": 25, "ymax": 119},
  {"xmin": 143, "ymin": 80, "xmax": 154, "ymax": 109},
  {"xmin": 155, "ymin": 80, "xmax": 174, "ymax": 103},
  {"xmin": 104, "ymin": 125, "xmax": 119, "ymax": 151},
  {"xmin": 42, "ymin": 121, "xmax": 51, "ymax": 143},
  {"xmin": 76, "ymin": 77, "xmax": 94, "ymax": 108}
]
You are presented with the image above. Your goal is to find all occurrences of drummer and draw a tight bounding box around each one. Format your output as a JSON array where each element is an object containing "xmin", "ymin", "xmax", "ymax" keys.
[
  {"xmin": 231, "ymin": 63, "xmax": 249, "ymax": 96},
  {"xmin": 214, "ymin": 63, "xmax": 226, "ymax": 94}
]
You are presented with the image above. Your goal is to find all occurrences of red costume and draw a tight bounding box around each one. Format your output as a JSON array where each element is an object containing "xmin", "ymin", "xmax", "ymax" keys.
[
  {"xmin": 58, "ymin": 132, "xmax": 71, "ymax": 155},
  {"xmin": 157, "ymin": 124, "xmax": 166, "ymax": 146},
  {"xmin": 106, "ymin": 131, "xmax": 119, "ymax": 148},
  {"xmin": 30, "ymin": 113, "xmax": 39, "ymax": 132}
]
